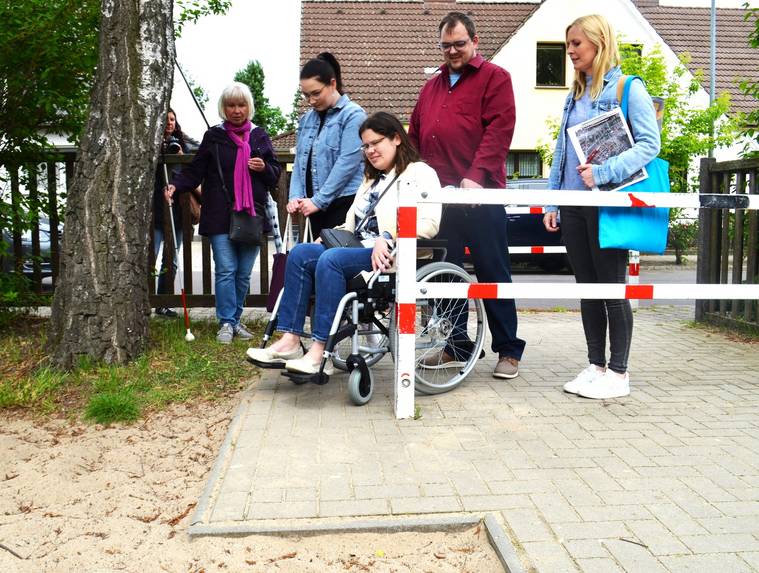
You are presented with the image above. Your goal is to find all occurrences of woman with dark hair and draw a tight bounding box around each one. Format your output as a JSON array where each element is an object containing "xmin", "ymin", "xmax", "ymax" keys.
[
  {"xmin": 153, "ymin": 108, "xmax": 194, "ymax": 318},
  {"xmin": 288, "ymin": 52, "xmax": 366, "ymax": 238},
  {"xmin": 247, "ymin": 112, "xmax": 442, "ymax": 375},
  {"xmin": 165, "ymin": 83, "xmax": 281, "ymax": 343}
]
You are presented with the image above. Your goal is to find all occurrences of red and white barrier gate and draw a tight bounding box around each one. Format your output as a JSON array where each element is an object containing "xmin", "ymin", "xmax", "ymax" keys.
[{"xmin": 392, "ymin": 186, "xmax": 759, "ymax": 419}]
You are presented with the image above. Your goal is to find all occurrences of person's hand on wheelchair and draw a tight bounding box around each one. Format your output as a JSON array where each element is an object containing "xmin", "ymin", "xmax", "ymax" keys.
[{"xmin": 371, "ymin": 237, "xmax": 393, "ymax": 272}]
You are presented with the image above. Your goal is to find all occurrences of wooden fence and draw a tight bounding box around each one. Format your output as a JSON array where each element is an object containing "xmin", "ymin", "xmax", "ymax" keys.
[
  {"xmin": 696, "ymin": 156, "xmax": 759, "ymax": 328},
  {"xmin": 0, "ymin": 150, "xmax": 298, "ymax": 307}
]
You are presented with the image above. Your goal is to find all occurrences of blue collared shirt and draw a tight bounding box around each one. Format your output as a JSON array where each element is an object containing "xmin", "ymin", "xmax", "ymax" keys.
[{"xmin": 289, "ymin": 93, "xmax": 367, "ymax": 211}]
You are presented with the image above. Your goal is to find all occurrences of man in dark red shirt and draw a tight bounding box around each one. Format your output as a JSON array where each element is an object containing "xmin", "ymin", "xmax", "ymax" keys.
[{"xmin": 409, "ymin": 11, "xmax": 525, "ymax": 379}]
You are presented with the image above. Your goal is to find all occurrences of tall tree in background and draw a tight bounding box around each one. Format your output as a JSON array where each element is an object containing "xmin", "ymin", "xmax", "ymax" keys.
[
  {"xmin": 0, "ymin": 1, "xmax": 100, "ymax": 158},
  {"xmin": 234, "ymin": 60, "xmax": 288, "ymax": 135},
  {"xmin": 48, "ymin": 0, "xmax": 176, "ymax": 367},
  {"xmin": 0, "ymin": 0, "xmax": 100, "ymax": 246}
]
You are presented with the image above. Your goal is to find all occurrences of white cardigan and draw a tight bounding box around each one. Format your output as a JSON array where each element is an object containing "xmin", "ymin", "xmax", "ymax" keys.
[{"xmin": 335, "ymin": 161, "xmax": 442, "ymax": 241}]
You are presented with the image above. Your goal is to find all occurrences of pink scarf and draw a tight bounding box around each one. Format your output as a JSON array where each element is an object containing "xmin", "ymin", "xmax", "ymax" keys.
[{"xmin": 223, "ymin": 120, "xmax": 256, "ymax": 216}]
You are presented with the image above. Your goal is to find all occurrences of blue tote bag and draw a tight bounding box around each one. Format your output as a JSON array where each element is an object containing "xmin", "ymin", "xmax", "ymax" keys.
[{"xmin": 598, "ymin": 76, "xmax": 670, "ymax": 254}]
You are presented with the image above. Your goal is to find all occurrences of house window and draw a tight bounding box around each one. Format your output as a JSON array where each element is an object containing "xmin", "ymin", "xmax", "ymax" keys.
[
  {"xmin": 536, "ymin": 43, "xmax": 565, "ymax": 87},
  {"xmin": 507, "ymin": 151, "xmax": 542, "ymax": 179}
]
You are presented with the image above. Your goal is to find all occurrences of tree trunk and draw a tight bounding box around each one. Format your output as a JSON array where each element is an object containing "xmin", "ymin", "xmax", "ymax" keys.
[{"xmin": 48, "ymin": 0, "xmax": 174, "ymax": 368}]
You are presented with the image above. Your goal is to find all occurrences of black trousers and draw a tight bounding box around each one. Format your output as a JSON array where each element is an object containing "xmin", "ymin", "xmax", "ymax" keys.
[
  {"xmin": 438, "ymin": 205, "xmax": 526, "ymax": 361},
  {"xmin": 308, "ymin": 195, "xmax": 355, "ymax": 239},
  {"xmin": 560, "ymin": 206, "xmax": 632, "ymax": 374}
]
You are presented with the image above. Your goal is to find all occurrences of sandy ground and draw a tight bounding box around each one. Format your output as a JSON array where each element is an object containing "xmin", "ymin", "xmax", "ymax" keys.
[{"xmin": 0, "ymin": 398, "xmax": 503, "ymax": 573}]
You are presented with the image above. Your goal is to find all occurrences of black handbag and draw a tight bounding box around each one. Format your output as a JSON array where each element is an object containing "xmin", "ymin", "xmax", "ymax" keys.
[
  {"xmin": 319, "ymin": 172, "xmax": 401, "ymax": 250},
  {"xmin": 229, "ymin": 209, "xmax": 262, "ymax": 244},
  {"xmin": 215, "ymin": 144, "xmax": 262, "ymax": 245},
  {"xmin": 320, "ymin": 228, "xmax": 364, "ymax": 249}
]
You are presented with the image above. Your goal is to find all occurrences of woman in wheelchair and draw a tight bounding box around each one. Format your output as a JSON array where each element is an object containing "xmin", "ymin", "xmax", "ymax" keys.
[{"xmin": 247, "ymin": 112, "xmax": 442, "ymax": 375}]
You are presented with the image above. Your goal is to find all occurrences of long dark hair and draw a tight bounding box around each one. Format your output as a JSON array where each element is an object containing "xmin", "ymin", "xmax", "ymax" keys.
[
  {"xmin": 166, "ymin": 107, "xmax": 186, "ymax": 147},
  {"xmin": 300, "ymin": 52, "xmax": 343, "ymax": 94},
  {"xmin": 359, "ymin": 112, "xmax": 419, "ymax": 180}
]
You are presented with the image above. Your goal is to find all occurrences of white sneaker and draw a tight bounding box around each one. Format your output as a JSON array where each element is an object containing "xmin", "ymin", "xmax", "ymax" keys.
[
  {"xmin": 563, "ymin": 364, "xmax": 603, "ymax": 394},
  {"xmin": 578, "ymin": 370, "xmax": 630, "ymax": 399}
]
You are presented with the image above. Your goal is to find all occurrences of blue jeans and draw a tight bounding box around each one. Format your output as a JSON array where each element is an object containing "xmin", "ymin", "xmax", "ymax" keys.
[
  {"xmin": 209, "ymin": 234, "xmax": 260, "ymax": 326},
  {"xmin": 154, "ymin": 227, "xmax": 183, "ymax": 295},
  {"xmin": 276, "ymin": 243, "xmax": 373, "ymax": 342}
]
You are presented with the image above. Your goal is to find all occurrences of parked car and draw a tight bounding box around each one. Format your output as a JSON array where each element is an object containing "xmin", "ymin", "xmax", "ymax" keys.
[
  {"xmin": 506, "ymin": 178, "xmax": 570, "ymax": 273},
  {"xmin": 0, "ymin": 216, "xmax": 58, "ymax": 278}
]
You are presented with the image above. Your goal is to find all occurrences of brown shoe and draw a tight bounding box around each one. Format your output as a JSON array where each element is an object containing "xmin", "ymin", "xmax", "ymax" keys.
[
  {"xmin": 418, "ymin": 349, "xmax": 466, "ymax": 370},
  {"xmin": 493, "ymin": 356, "xmax": 519, "ymax": 379}
]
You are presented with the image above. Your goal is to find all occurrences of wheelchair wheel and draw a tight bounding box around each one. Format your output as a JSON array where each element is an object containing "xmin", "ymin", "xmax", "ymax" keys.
[
  {"xmin": 347, "ymin": 367, "xmax": 373, "ymax": 406},
  {"xmin": 412, "ymin": 262, "xmax": 486, "ymax": 395}
]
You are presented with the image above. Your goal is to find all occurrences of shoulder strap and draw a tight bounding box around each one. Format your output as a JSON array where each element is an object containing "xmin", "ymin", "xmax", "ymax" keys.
[
  {"xmin": 214, "ymin": 143, "xmax": 235, "ymax": 209},
  {"xmin": 354, "ymin": 172, "xmax": 402, "ymax": 233},
  {"xmin": 616, "ymin": 74, "xmax": 629, "ymax": 108}
]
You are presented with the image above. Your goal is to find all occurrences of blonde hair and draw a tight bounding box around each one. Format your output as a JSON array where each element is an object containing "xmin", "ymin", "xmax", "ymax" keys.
[
  {"xmin": 217, "ymin": 82, "xmax": 255, "ymax": 121},
  {"xmin": 567, "ymin": 14, "xmax": 620, "ymax": 101}
]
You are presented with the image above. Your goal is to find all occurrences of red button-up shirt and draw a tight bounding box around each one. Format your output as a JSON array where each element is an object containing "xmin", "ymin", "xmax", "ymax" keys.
[{"xmin": 408, "ymin": 54, "xmax": 516, "ymax": 189}]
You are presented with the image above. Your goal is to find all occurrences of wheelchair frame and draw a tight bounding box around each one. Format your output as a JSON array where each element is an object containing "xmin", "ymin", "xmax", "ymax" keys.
[{"xmin": 248, "ymin": 244, "xmax": 487, "ymax": 406}]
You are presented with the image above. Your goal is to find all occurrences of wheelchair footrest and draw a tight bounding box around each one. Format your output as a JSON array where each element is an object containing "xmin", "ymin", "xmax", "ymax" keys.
[
  {"xmin": 282, "ymin": 370, "xmax": 330, "ymax": 386},
  {"xmin": 246, "ymin": 357, "xmax": 287, "ymax": 369}
]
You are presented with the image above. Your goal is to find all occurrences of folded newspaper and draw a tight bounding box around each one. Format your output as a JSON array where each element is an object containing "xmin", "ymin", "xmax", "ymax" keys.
[{"xmin": 567, "ymin": 107, "xmax": 648, "ymax": 192}]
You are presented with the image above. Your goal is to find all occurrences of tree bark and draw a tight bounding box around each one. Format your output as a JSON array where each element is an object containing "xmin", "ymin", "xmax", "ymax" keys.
[{"xmin": 49, "ymin": 0, "xmax": 174, "ymax": 368}]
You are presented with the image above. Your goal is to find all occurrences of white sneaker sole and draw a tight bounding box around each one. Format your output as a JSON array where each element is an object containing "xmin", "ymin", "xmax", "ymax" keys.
[
  {"xmin": 578, "ymin": 388, "xmax": 630, "ymax": 399},
  {"xmin": 493, "ymin": 370, "xmax": 519, "ymax": 380},
  {"xmin": 285, "ymin": 357, "xmax": 335, "ymax": 376}
]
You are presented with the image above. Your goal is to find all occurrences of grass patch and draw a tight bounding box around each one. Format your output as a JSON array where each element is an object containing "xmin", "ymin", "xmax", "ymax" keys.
[
  {"xmin": 85, "ymin": 388, "xmax": 140, "ymax": 423},
  {"xmin": 0, "ymin": 314, "xmax": 265, "ymax": 423},
  {"xmin": 684, "ymin": 318, "xmax": 759, "ymax": 343}
]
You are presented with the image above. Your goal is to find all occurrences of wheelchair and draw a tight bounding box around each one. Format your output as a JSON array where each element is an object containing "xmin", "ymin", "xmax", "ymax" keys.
[{"xmin": 247, "ymin": 241, "xmax": 487, "ymax": 406}]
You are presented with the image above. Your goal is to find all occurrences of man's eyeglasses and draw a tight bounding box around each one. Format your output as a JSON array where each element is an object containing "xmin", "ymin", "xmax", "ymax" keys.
[
  {"xmin": 300, "ymin": 85, "xmax": 326, "ymax": 101},
  {"xmin": 439, "ymin": 39, "xmax": 470, "ymax": 52},
  {"xmin": 361, "ymin": 136, "xmax": 386, "ymax": 153}
]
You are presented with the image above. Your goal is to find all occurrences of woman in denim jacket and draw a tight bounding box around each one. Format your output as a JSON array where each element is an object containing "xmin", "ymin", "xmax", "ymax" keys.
[
  {"xmin": 542, "ymin": 14, "xmax": 660, "ymax": 400},
  {"xmin": 288, "ymin": 52, "xmax": 367, "ymax": 238}
]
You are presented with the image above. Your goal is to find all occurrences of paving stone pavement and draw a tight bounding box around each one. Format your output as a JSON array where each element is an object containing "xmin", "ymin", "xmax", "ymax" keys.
[{"xmin": 191, "ymin": 305, "xmax": 759, "ymax": 573}]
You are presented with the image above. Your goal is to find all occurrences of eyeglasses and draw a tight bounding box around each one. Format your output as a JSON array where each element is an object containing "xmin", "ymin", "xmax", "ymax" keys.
[
  {"xmin": 300, "ymin": 85, "xmax": 326, "ymax": 101},
  {"xmin": 360, "ymin": 136, "xmax": 386, "ymax": 153},
  {"xmin": 439, "ymin": 39, "xmax": 470, "ymax": 52}
]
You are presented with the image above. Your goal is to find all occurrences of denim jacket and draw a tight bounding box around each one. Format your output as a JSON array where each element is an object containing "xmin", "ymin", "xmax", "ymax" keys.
[
  {"xmin": 289, "ymin": 94, "xmax": 367, "ymax": 211},
  {"xmin": 547, "ymin": 66, "xmax": 660, "ymax": 211}
]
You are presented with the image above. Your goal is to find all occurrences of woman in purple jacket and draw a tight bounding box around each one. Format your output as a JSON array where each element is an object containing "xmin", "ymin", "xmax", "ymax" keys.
[{"xmin": 165, "ymin": 83, "xmax": 281, "ymax": 343}]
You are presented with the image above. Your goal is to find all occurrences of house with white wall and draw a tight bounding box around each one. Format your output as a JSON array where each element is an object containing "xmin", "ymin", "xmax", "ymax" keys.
[{"xmin": 299, "ymin": 0, "xmax": 758, "ymax": 173}]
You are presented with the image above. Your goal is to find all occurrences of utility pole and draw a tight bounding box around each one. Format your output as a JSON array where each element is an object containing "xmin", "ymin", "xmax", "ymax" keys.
[{"xmin": 709, "ymin": 0, "xmax": 716, "ymax": 157}]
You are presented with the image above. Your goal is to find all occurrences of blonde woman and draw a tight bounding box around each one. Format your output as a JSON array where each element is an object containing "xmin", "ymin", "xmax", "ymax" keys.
[
  {"xmin": 165, "ymin": 83, "xmax": 281, "ymax": 343},
  {"xmin": 543, "ymin": 15, "xmax": 660, "ymax": 399}
]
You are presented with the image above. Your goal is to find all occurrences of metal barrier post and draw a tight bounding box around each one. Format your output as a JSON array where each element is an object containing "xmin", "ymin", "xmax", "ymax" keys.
[{"xmin": 393, "ymin": 180, "xmax": 418, "ymax": 419}]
